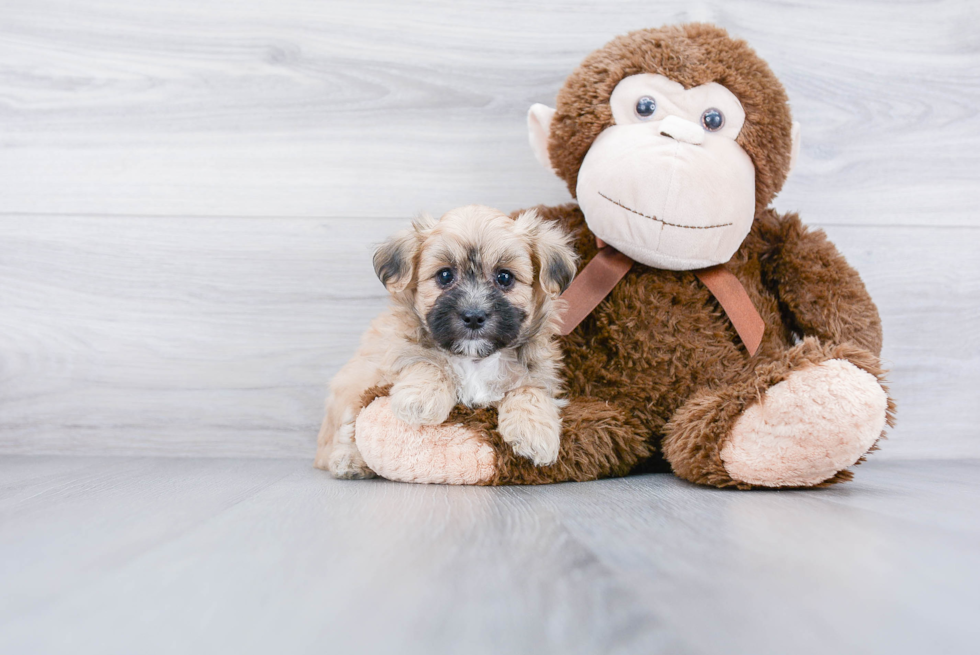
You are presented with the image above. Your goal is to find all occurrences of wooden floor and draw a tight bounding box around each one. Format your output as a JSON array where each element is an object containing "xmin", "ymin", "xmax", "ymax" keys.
[{"xmin": 1, "ymin": 457, "xmax": 978, "ymax": 655}]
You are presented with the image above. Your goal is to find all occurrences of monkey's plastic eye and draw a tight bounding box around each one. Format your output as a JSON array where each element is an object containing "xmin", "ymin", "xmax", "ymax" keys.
[
  {"xmin": 495, "ymin": 270, "xmax": 514, "ymax": 289},
  {"xmin": 436, "ymin": 268, "xmax": 454, "ymax": 286},
  {"xmin": 701, "ymin": 108, "xmax": 725, "ymax": 131},
  {"xmin": 635, "ymin": 96, "xmax": 657, "ymax": 119}
]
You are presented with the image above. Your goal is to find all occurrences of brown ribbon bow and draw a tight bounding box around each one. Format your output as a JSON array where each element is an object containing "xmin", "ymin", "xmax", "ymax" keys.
[{"xmin": 556, "ymin": 242, "xmax": 765, "ymax": 356}]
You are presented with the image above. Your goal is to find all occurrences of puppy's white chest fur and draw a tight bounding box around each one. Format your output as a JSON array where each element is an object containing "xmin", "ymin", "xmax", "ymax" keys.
[{"xmin": 450, "ymin": 352, "xmax": 519, "ymax": 408}]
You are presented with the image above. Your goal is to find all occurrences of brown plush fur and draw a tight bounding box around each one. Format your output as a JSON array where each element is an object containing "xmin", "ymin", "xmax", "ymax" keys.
[
  {"xmin": 356, "ymin": 24, "xmax": 892, "ymax": 488},
  {"xmin": 445, "ymin": 398, "xmax": 655, "ymax": 485},
  {"xmin": 442, "ymin": 203, "xmax": 892, "ymax": 486}
]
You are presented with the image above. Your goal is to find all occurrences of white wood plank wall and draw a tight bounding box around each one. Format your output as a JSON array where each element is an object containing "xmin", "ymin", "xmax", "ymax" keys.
[{"xmin": 1, "ymin": 0, "xmax": 978, "ymax": 459}]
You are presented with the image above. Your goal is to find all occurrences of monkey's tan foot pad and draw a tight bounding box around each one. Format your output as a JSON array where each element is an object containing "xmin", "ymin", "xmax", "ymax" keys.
[
  {"xmin": 721, "ymin": 359, "xmax": 888, "ymax": 487},
  {"xmin": 355, "ymin": 397, "xmax": 496, "ymax": 484}
]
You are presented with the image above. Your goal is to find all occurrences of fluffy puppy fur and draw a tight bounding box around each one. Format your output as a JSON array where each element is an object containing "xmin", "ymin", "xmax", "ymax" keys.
[{"xmin": 314, "ymin": 205, "xmax": 578, "ymax": 479}]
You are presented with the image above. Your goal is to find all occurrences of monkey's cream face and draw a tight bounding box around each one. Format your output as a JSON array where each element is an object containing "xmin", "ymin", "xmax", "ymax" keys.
[{"xmin": 575, "ymin": 74, "xmax": 757, "ymax": 270}]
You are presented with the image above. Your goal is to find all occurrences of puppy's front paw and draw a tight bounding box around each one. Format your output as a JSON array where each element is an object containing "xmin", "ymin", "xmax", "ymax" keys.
[
  {"xmin": 498, "ymin": 388, "xmax": 561, "ymax": 466},
  {"xmin": 499, "ymin": 420, "xmax": 560, "ymax": 466},
  {"xmin": 389, "ymin": 381, "xmax": 455, "ymax": 426}
]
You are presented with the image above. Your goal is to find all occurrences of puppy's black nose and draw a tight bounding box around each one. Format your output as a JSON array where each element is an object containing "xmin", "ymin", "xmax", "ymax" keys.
[{"xmin": 460, "ymin": 309, "xmax": 488, "ymax": 330}]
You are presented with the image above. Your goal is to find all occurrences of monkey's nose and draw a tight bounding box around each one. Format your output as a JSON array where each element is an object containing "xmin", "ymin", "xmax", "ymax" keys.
[
  {"xmin": 460, "ymin": 309, "xmax": 488, "ymax": 330},
  {"xmin": 659, "ymin": 115, "xmax": 704, "ymax": 145}
]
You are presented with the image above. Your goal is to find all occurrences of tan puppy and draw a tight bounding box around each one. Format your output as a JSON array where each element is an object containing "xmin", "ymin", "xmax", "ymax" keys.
[{"xmin": 314, "ymin": 205, "xmax": 578, "ymax": 479}]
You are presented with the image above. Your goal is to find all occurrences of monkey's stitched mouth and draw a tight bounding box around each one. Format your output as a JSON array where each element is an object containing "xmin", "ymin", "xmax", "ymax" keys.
[{"xmin": 598, "ymin": 192, "xmax": 733, "ymax": 230}]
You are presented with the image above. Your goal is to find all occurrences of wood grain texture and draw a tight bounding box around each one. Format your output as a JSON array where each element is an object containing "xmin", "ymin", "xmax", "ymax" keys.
[
  {"xmin": 1, "ymin": 456, "xmax": 978, "ymax": 655},
  {"xmin": 1, "ymin": 1, "xmax": 978, "ymax": 458},
  {"xmin": 1, "ymin": 215, "xmax": 977, "ymax": 458},
  {"xmin": 0, "ymin": 215, "xmax": 394, "ymax": 457},
  {"xmin": 1, "ymin": 0, "xmax": 978, "ymax": 225}
]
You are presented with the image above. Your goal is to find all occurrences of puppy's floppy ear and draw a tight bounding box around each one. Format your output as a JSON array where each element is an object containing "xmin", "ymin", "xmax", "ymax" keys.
[
  {"xmin": 514, "ymin": 209, "xmax": 578, "ymax": 296},
  {"xmin": 373, "ymin": 214, "xmax": 435, "ymax": 293}
]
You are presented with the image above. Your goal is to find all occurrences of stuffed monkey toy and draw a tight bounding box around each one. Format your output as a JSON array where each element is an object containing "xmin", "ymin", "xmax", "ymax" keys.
[{"xmin": 322, "ymin": 23, "xmax": 894, "ymax": 489}]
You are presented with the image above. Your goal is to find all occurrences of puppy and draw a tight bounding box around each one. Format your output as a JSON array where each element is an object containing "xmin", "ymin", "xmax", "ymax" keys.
[{"xmin": 314, "ymin": 205, "xmax": 578, "ymax": 479}]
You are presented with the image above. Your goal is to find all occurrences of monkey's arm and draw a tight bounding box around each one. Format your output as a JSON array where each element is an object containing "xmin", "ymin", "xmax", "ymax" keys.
[
  {"xmin": 354, "ymin": 395, "xmax": 652, "ymax": 485},
  {"xmin": 756, "ymin": 210, "xmax": 883, "ymax": 356}
]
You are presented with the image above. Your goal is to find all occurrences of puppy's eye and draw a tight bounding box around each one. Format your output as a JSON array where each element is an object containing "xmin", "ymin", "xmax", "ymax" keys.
[
  {"xmin": 701, "ymin": 108, "xmax": 724, "ymax": 131},
  {"xmin": 495, "ymin": 270, "xmax": 514, "ymax": 289},
  {"xmin": 635, "ymin": 96, "xmax": 657, "ymax": 119},
  {"xmin": 436, "ymin": 268, "xmax": 454, "ymax": 287}
]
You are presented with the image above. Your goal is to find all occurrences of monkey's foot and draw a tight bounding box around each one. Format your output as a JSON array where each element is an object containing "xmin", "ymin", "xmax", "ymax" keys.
[
  {"xmin": 720, "ymin": 359, "xmax": 888, "ymax": 487},
  {"xmin": 355, "ymin": 397, "xmax": 496, "ymax": 485}
]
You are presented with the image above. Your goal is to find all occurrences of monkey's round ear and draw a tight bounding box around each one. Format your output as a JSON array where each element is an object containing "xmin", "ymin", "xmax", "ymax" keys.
[
  {"xmin": 788, "ymin": 121, "xmax": 802, "ymax": 177},
  {"xmin": 527, "ymin": 104, "xmax": 557, "ymax": 173}
]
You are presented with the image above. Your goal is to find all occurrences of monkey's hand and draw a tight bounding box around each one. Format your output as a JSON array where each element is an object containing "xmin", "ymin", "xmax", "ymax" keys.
[
  {"xmin": 497, "ymin": 386, "xmax": 562, "ymax": 466},
  {"xmin": 355, "ymin": 396, "xmax": 497, "ymax": 484},
  {"xmin": 389, "ymin": 363, "xmax": 456, "ymax": 426}
]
